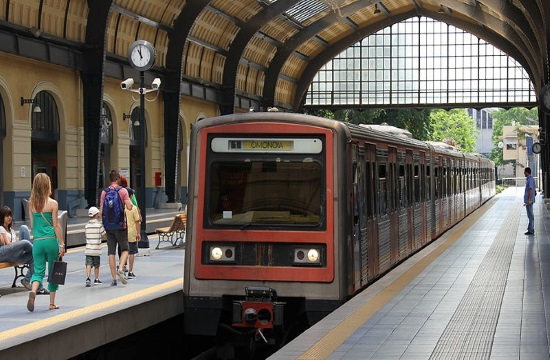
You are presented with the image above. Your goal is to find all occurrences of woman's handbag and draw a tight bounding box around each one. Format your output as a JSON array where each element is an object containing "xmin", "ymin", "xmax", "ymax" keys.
[{"xmin": 49, "ymin": 258, "xmax": 67, "ymax": 285}]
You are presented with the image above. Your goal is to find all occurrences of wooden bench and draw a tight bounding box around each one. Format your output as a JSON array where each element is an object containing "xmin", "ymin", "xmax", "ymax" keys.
[
  {"xmin": 155, "ymin": 213, "xmax": 186, "ymax": 249},
  {"xmin": 0, "ymin": 262, "xmax": 29, "ymax": 288}
]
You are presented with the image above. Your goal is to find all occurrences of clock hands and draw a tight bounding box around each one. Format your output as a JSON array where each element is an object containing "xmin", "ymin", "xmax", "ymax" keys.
[{"xmin": 137, "ymin": 46, "xmax": 143, "ymax": 59}]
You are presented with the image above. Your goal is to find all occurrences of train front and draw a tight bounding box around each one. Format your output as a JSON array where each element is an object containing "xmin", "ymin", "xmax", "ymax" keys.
[{"xmin": 183, "ymin": 114, "xmax": 346, "ymax": 350}]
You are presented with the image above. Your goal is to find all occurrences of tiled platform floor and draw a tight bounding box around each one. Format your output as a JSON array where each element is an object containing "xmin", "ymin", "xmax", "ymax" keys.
[{"xmin": 270, "ymin": 187, "xmax": 550, "ymax": 359}]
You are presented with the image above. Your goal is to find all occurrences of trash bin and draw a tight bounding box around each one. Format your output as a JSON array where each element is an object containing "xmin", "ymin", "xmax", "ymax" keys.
[{"xmin": 58, "ymin": 210, "xmax": 68, "ymax": 247}]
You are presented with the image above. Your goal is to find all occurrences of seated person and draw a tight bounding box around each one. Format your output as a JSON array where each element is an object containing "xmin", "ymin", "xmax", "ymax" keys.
[{"xmin": 0, "ymin": 206, "xmax": 49, "ymax": 294}]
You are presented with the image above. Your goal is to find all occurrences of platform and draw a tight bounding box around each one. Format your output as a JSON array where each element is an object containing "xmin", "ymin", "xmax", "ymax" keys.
[
  {"xmin": 0, "ymin": 208, "xmax": 185, "ymax": 359},
  {"xmin": 270, "ymin": 187, "xmax": 550, "ymax": 359}
]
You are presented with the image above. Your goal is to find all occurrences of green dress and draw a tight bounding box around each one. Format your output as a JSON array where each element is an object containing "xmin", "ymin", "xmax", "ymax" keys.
[{"xmin": 31, "ymin": 212, "xmax": 60, "ymax": 292}]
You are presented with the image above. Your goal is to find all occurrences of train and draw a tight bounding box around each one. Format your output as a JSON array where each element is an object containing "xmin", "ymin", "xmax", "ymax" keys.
[{"xmin": 183, "ymin": 112, "xmax": 495, "ymax": 357}]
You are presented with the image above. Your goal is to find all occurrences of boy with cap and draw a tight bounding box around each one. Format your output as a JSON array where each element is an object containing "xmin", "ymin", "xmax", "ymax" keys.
[{"xmin": 84, "ymin": 206, "xmax": 106, "ymax": 287}]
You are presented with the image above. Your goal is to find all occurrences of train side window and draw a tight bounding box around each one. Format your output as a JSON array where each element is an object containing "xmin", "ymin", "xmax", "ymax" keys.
[
  {"xmin": 399, "ymin": 164, "xmax": 405, "ymax": 207},
  {"xmin": 366, "ymin": 162, "xmax": 374, "ymax": 217},
  {"xmin": 434, "ymin": 166, "xmax": 439, "ymax": 199},
  {"xmin": 378, "ymin": 164, "xmax": 387, "ymax": 215},
  {"xmin": 414, "ymin": 164, "xmax": 420, "ymax": 203},
  {"xmin": 426, "ymin": 164, "xmax": 431, "ymax": 201}
]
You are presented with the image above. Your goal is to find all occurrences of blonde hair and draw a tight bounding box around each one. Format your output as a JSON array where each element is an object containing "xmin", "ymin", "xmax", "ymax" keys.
[{"xmin": 29, "ymin": 173, "xmax": 51, "ymax": 212}]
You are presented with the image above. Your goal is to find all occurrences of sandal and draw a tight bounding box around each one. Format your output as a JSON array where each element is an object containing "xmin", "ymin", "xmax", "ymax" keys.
[
  {"xmin": 27, "ymin": 292, "xmax": 36, "ymax": 312},
  {"xmin": 49, "ymin": 304, "xmax": 59, "ymax": 310}
]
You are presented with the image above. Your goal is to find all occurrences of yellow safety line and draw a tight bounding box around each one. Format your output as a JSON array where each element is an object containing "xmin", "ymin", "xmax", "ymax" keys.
[
  {"xmin": 298, "ymin": 199, "xmax": 498, "ymax": 359},
  {"xmin": 0, "ymin": 278, "xmax": 183, "ymax": 342}
]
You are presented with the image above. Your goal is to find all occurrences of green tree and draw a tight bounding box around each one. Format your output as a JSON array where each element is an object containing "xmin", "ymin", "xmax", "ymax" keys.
[
  {"xmin": 430, "ymin": 109, "xmax": 478, "ymax": 152},
  {"xmin": 488, "ymin": 107, "xmax": 538, "ymax": 166}
]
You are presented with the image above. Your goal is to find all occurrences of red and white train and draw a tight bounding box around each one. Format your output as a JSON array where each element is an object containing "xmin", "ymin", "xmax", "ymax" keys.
[{"xmin": 183, "ymin": 112, "xmax": 495, "ymax": 356}]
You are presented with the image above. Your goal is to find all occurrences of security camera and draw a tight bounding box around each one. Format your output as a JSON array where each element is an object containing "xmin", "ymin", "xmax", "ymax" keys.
[
  {"xmin": 120, "ymin": 78, "xmax": 134, "ymax": 90},
  {"xmin": 151, "ymin": 78, "xmax": 161, "ymax": 90}
]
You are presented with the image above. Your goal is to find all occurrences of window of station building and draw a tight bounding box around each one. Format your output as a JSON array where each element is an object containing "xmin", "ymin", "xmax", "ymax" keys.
[
  {"xmin": 100, "ymin": 103, "xmax": 113, "ymax": 145},
  {"xmin": 32, "ymin": 91, "xmax": 59, "ymax": 140},
  {"xmin": 305, "ymin": 17, "xmax": 535, "ymax": 108}
]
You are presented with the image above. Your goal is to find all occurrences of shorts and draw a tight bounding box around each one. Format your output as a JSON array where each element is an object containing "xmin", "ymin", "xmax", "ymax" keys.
[
  {"xmin": 106, "ymin": 228, "xmax": 129, "ymax": 255},
  {"xmin": 85, "ymin": 255, "xmax": 100, "ymax": 268},
  {"xmin": 129, "ymin": 242, "xmax": 139, "ymax": 255}
]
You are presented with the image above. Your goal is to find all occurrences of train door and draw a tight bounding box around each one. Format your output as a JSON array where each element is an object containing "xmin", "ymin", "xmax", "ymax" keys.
[
  {"xmin": 388, "ymin": 147, "xmax": 398, "ymax": 264},
  {"xmin": 397, "ymin": 152, "xmax": 409, "ymax": 259},
  {"xmin": 419, "ymin": 152, "xmax": 428, "ymax": 244},
  {"xmin": 351, "ymin": 145, "xmax": 365, "ymax": 292},
  {"xmin": 376, "ymin": 148, "xmax": 391, "ymax": 274},
  {"xmin": 433, "ymin": 156, "xmax": 441, "ymax": 236},
  {"xmin": 405, "ymin": 150, "xmax": 415, "ymax": 250},
  {"xmin": 365, "ymin": 143, "xmax": 378, "ymax": 280},
  {"xmin": 412, "ymin": 152, "xmax": 423, "ymax": 249}
]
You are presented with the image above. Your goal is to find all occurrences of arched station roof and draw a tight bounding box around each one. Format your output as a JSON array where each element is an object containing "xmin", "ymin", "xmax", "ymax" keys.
[{"xmin": 1, "ymin": 0, "xmax": 548, "ymax": 113}]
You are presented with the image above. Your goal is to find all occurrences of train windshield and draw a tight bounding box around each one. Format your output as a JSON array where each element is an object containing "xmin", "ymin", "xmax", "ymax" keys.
[{"xmin": 207, "ymin": 159, "xmax": 323, "ymax": 227}]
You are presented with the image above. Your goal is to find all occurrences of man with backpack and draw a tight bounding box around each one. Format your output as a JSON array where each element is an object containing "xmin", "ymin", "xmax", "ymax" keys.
[{"xmin": 99, "ymin": 169, "xmax": 134, "ymax": 286}]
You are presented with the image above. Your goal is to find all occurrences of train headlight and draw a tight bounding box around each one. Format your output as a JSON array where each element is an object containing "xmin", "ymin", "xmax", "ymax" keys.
[
  {"xmin": 294, "ymin": 247, "xmax": 322, "ymax": 265},
  {"xmin": 211, "ymin": 247, "xmax": 223, "ymax": 260},
  {"xmin": 307, "ymin": 249, "xmax": 319, "ymax": 262},
  {"xmin": 209, "ymin": 245, "xmax": 235, "ymax": 262}
]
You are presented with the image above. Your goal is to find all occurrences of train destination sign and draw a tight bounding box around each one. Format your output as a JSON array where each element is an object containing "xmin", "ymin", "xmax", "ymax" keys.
[{"xmin": 211, "ymin": 138, "xmax": 322, "ymax": 154}]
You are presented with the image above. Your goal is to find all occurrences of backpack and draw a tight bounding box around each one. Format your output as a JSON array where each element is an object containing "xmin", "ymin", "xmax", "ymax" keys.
[{"xmin": 102, "ymin": 186, "xmax": 125, "ymax": 230}]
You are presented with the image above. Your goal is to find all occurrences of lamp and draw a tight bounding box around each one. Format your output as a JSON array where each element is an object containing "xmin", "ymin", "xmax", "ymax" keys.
[
  {"xmin": 20, "ymin": 97, "xmax": 41, "ymax": 113},
  {"xmin": 438, "ymin": 5, "xmax": 445, "ymax": 13},
  {"xmin": 373, "ymin": 4, "xmax": 381, "ymax": 14}
]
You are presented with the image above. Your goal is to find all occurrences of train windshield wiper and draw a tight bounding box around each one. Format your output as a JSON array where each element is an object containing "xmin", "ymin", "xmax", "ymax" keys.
[{"xmin": 240, "ymin": 222, "xmax": 253, "ymax": 230}]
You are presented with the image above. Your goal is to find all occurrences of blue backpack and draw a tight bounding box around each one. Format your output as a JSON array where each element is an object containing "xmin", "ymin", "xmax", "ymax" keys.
[{"xmin": 102, "ymin": 186, "xmax": 125, "ymax": 230}]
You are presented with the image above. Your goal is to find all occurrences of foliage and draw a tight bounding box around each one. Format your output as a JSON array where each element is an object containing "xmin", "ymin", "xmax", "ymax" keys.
[
  {"xmin": 430, "ymin": 109, "xmax": 478, "ymax": 152},
  {"xmin": 303, "ymin": 107, "xmax": 480, "ymax": 152},
  {"xmin": 308, "ymin": 108, "xmax": 433, "ymax": 141},
  {"xmin": 489, "ymin": 107, "xmax": 538, "ymax": 166}
]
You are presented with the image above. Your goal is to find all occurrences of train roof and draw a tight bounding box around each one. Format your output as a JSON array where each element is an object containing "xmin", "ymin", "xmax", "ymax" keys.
[{"xmin": 194, "ymin": 112, "xmax": 494, "ymax": 165}]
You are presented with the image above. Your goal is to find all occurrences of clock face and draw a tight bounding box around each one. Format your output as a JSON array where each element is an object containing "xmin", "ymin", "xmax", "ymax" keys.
[
  {"xmin": 128, "ymin": 40, "xmax": 155, "ymax": 71},
  {"xmin": 532, "ymin": 142, "xmax": 542, "ymax": 154}
]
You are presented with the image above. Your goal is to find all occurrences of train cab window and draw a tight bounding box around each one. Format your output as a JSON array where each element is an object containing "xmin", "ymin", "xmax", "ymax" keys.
[{"xmin": 207, "ymin": 160, "xmax": 323, "ymax": 227}]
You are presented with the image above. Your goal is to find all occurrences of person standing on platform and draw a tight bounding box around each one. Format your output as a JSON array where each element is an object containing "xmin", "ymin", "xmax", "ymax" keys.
[
  {"xmin": 26, "ymin": 173, "xmax": 65, "ymax": 312},
  {"xmin": 524, "ymin": 167, "xmax": 536, "ymax": 235},
  {"xmin": 116, "ymin": 176, "xmax": 141, "ymax": 274},
  {"xmin": 84, "ymin": 206, "xmax": 106, "ymax": 287},
  {"xmin": 99, "ymin": 169, "xmax": 133, "ymax": 286},
  {"xmin": 124, "ymin": 192, "xmax": 141, "ymax": 278}
]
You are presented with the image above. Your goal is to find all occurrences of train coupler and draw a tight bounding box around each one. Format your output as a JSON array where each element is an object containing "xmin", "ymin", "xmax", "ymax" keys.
[{"xmin": 232, "ymin": 286, "xmax": 285, "ymax": 329}]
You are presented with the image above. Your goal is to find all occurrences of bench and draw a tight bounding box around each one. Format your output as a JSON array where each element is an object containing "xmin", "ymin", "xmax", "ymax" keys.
[
  {"xmin": 0, "ymin": 262, "xmax": 29, "ymax": 288},
  {"xmin": 155, "ymin": 213, "xmax": 186, "ymax": 249}
]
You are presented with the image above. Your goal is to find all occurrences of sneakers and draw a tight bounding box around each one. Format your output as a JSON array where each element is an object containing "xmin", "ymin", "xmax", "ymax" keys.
[
  {"xmin": 116, "ymin": 269, "xmax": 127, "ymax": 285},
  {"xmin": 94, "ymin": 279, "xmax": 102, "ymax": 285},
  {"xmin": 21, "ymin": 279, "xmax": 32, "ymax": 290},
  {"xmin": 86, "ymin": 278, "xmax": 91, "ymax": 287},
  {"xmin": 525, "ymin": 231, "xmax": 534, "ymax": 235},
  {"xmin": 127, "ymin": 272, "xmax": 135, "ymax": 278},
  {"xmin": 37, "ymin": 287, "xmax": 50, "ymax": 295},
  {"xmin": 111, "ymin": 280, "xmax": 117, "ymax": 286}
]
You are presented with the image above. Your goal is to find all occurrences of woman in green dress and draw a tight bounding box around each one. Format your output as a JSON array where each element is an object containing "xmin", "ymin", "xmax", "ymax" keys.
[{"xmin": 26, "ymin": 173, "xmax": 65, "ymax": 312}]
